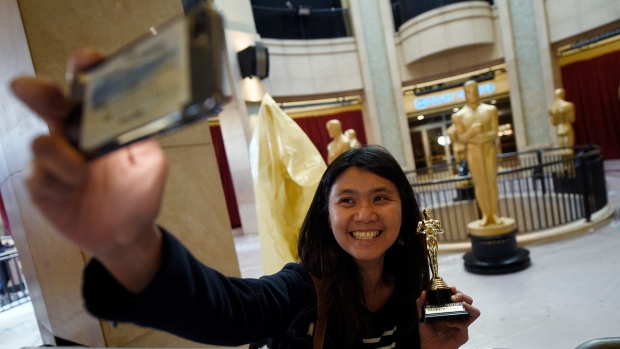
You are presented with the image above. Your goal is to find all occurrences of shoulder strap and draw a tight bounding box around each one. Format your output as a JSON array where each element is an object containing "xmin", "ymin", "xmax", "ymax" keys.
[{"xmin": 310, "ymin": 273, "xmax": 327, "ymax": 349}]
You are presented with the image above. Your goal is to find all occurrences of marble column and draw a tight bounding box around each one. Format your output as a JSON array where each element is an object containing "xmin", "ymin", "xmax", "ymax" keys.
[
  {"xmin": 212, "ymin": 0, "xmax": 260, "ymax": 234},
  {"xmin": 347, "ymin": 0, "xmax": 415, "ymax": 170},
  {"xmin": 496, "ymin": 0, "xmax": 558, "ymax": 149},
  {"xmin": 0, "ymin": 0, "xmax": 239, "ymax": 347}
]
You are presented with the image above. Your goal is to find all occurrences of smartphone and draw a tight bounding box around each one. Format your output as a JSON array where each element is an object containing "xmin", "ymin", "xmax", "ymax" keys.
[{"xmin": 66, "ymin": 2, "xmax": 224, "ymax": 159}]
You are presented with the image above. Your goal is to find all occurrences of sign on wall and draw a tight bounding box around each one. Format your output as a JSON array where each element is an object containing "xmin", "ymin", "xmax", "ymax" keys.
[{"xmin": 404, "ymin": 71, "xmax": 510, "ymax": 115}]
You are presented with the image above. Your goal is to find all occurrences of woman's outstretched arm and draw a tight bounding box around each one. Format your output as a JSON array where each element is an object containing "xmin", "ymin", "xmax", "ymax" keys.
[{"xmin": 12, "ymin": 50, "xmax": 167, "ymax": 293}]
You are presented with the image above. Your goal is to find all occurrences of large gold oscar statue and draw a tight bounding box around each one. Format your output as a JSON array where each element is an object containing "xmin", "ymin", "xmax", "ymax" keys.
[
  {"xmin": 454, "ymin": 82, "xmax": 529, "ymax": 274},
  {"xmin": 326, "ymin": 119, "xmax": 351, "ymax": 164},
  {"xmin": 548, "ymin": 88, "xmax": 575, "ymax": 156},
  {"xmin": 452, "ymin": 80, "xmax": 515, "ymax": 236},
  {"xmin": 345, "ymin": 128, "xmax": 362, "ymax": 148}
]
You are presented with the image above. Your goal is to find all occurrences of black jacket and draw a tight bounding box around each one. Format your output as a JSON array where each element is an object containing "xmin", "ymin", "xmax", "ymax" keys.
[{"xmin": 83, "ymin": 230, "xmax": 420, "ymax": 348}]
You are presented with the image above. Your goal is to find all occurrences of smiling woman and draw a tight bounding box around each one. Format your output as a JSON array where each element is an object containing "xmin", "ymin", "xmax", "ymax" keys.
[{"xmin": 296, "ymin": 145, "xmax": 479, "ymax": 347}]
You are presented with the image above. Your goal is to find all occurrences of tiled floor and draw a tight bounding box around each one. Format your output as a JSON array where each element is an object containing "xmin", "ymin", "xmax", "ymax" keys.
[{"xmin": 3, "ymin": 161, "xmax": 620, "ymax": 349}]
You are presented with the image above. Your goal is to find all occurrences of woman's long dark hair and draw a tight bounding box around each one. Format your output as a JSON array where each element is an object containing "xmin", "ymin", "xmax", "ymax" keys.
[{"xmin": 298, "ymin": 145, "xmax": 430, "ymax": 343}]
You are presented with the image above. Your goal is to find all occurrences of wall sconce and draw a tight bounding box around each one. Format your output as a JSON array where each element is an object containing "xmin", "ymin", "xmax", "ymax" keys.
[{"xmin": 237, "ymin": 41, "xmax": 269, "ymax": 80}]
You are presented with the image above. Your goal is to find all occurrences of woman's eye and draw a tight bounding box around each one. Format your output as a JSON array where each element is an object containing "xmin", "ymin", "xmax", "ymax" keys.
[
  {"xmin": 374, "ymin": 196, "xmax": 387, "ymax": 202},
  {"xmin": 339, "ymin": 198, "xmax": 354, "ymax": 205}
]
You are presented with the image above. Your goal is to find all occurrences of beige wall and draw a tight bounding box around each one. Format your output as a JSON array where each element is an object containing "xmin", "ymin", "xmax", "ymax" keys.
[
  {"xmin": 546, "ymin": 0, "xmax": 620, "ymax": 44},
  {"xmin": 397, "ymin": 2, "xmax": 496, "ymax": 66},
  {"xmin": 396, "ymin": 4, "xmax": 504, "ymax": 85},
  {"xmin": 1, "ymin": 0, "xmax": 240, "ymax": 347},
  {"xmin": 215, "ymin": 0, "xmax": 257, "ymax": 33},
  {"xmin": 262, "ymin": 37, "xmax": 364, "ymax": 98}
]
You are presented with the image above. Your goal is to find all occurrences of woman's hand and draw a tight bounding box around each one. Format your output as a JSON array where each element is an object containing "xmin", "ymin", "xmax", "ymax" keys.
[
  {"xmin": 11, "ymin": 50, "xmax": 168, "ymax": 293},
  {"xmin": 417, "ymin": 286, "xmax": 481, "ymax": 349}
]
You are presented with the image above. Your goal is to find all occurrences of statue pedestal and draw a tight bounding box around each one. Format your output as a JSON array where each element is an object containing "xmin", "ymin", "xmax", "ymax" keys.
[
  {"xmin": 466, "ymin": 217, "xmax": 516, "ymax": 236},
  {"xmin": 463, "ymin": 218, "xmax": 531, "ymax": 274}
]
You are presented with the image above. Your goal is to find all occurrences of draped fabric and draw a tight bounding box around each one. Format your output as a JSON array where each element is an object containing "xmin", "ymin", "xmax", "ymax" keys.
[
  {"xmin": 208, "ymin": 125, "xmax": 241, "ymax": 228},
  {"xmin": 292, "ymin": 109, "xmax": 367, "ymax": 163},
  {"xmin": 249, "ymin": 95, "xmax": 327, "ymax": 274},
  {"xmin": 561, "ymin": 50, "xmax": 620, "ymax": 159}
]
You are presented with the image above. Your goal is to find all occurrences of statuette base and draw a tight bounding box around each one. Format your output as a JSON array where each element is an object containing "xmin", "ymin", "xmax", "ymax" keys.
[{"xmin": 421, "ymin": 288, "xmax": 470, "ymax": 323}]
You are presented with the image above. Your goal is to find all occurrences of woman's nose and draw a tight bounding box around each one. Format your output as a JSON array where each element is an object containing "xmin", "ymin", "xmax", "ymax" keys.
[{"xmin": 354, "ymin": 202, "xmax": 378, "ymax": 222}]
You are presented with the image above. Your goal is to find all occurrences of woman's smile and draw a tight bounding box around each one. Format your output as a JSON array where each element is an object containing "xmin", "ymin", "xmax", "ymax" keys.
[{"xmin": 350, "ymin": 230, "xmax": 382, "ymax": 240}]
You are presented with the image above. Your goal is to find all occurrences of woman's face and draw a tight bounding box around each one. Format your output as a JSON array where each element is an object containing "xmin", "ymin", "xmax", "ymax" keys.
[{"xmin": 328, "ymin": 167, "xmax": 402, "ymax": 267}]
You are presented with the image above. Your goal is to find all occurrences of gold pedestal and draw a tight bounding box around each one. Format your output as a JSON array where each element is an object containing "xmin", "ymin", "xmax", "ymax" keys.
[{"xmin": 467, "ymin": 217, "xmax": 516, "ymax": 237}]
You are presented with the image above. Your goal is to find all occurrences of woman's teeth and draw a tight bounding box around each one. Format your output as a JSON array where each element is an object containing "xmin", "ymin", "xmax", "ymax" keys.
[{"xmin": 351, "ymin": 231, "xmax": 381, "ymax": 240}]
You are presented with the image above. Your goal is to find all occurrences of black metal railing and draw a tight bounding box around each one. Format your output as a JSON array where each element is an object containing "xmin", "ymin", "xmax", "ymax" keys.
[
  {"xmin": 0, "ymin": 249, "xmax": 30, "ymax": 313},
  {"xmin": 407, "ymin": 145, "xmax": 608, "ymax": 243},
  {"xmin": 252, "ymin": 5, "xmax": 350, "ymax": 39},
  {"xmin": 392, "ymin": 0, "xmax": 494, "ymax": 30}
]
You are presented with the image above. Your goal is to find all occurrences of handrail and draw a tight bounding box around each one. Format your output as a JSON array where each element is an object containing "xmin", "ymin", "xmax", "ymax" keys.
[
  {"xmin": 252, "ymin": 5, "xmax": 347, "ymax": 14},
  {"xmin": 0, "ymin": 250, "xmax": 19, "ymax": 261},
  {"xmin": 407, "ymin": 144, "xmax": 601, "ymax": 185},
  {"xmin": 407, "ymin": 145, "xmax": 608, "ymax": 243},
  {"xmin": 252, "ymin": 5, "xmax": 351, "ymax": 40},
  {"xmin": 394, "ymin": 0, "xmax": 494, "ymax": 30},
  {"xmin": 0, "ymin": 249, "xmax": 30, "ymax": 313}
]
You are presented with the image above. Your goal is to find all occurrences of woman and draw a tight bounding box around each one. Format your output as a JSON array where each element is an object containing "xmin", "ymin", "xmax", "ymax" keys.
[
  {"xmin": 12, "ymin": 50, "xmax": 479, "ymax": 348},
  {"xmin": 300, "ymin": 145, "xmax": 431, "ymax": 347}
]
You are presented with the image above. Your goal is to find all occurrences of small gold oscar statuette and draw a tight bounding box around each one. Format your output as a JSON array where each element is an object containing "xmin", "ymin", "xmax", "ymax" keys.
[{"xmin": 417, "ymin": 208, "xmax": 470, "ymax": 322}]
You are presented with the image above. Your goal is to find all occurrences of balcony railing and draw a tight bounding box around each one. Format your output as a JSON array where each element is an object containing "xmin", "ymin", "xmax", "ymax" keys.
[
  {"xmin": 0, "ymin": 249, "xmax": 30, "ymax": 313},
  {"xmin": 392, "ymin": 0, "xmax": 494, "ymax": 30},
  {"xmin": 406, "ymin": 145, "xmax": 608, "ymax": 243},
  {"xmin": 252, "ymin": 5, "xmax": 351, "ymax": 40}
]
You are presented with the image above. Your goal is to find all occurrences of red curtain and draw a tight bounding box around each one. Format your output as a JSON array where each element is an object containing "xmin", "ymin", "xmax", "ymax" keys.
[
  {"xmin": 209, "ymin": 125, "xmax": 242, "ymax": 228},
  {"xmin": 561, "ymin": 50, "xmax": 620, "ymax": 159},
  {"xmin": 292, "ymin": 109, "xmax": 367, "ymax": 163}
]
